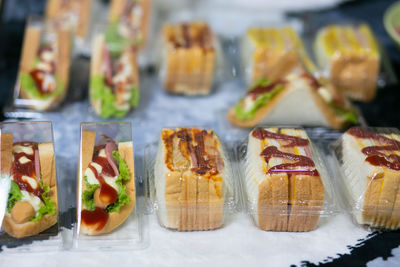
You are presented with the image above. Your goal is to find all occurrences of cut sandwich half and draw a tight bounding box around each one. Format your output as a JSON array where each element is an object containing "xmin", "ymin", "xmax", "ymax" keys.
[
  {"xmin": 90, "ymin": 34, "xmax": 140, "ymax": 118},
  {"xmin": 1, "ymin": 134, "xmax": 58, "ymax": 238},
  {"xmin": 341, "ymin": 128, "xmax": 400, "ymax": 229},
  {"xmin": 78, "ymin": 130, "xmax": 135, "ymax": 235},
  {"xmin": 245, "ymin": 128, "xmax": 324, "ymax": 231},
  {"xmin": 228, "ymin": 53, "xmax": 358, "ymax": 129},
  {"xmin": 154, "ymin": 128, "xmax": 230, "ymax": 231},
  {"xmin": 17, "ymin": 24, "xmax": 71, "ymax": 111}
]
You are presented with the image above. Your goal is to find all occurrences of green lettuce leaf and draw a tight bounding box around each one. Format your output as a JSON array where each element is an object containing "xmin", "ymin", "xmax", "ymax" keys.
[
  {"xmin": 82, "ymin": 176, "xmax": 99, "ymax": 211},
  {"xmin": 330, "ymin": 104, "xmax": 359, "ymax": 124},
  {"xmin": 105, "ymin": 23, "xmax": 130, "ymax": 57},
  {"xmin": 90, "ymin": 75, "xmax": 129, "ymax": 118},
  {"xmin": 6, "ymin": 181, "xmax": 23, "ymax": 213},
  {"xmin": 130, "ymin": 86, "xmax": 140, "ymax": 107},
  {"xmin": 106, "ymin": 151, "xmax": 132, "ymax": 213},
  {"xmin": 31, "ymin": 181, "xmax": 56, "ymax": 222},
  {"xmin": 20, "ymin": 72, "xmax": 64, "ymax": 100},
  {"xmin": 234, "ymin": 83, "xmax": 284, "ymax": 120}
]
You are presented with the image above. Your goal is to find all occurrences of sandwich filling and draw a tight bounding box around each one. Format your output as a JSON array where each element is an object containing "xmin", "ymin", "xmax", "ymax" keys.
[
  {"xmin": 6, "ymin": 142, "xmax": 56, "ymax": 223},
  {"xmin": 90, "ymin": 46, "xmax": 139, "ymax": 118},
  {"xmin": 81, "ymin": 140, "xmax": 131, "ymax": 231},
  {"xmin": 20, "ymin": 43, "xmax": 64, "ymax": 100},
  {"xmin": 234, "ymin": 73, "xmax": 358, "ymax": 124}
]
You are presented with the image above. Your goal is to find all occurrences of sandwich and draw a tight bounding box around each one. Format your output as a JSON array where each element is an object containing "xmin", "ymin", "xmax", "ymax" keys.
[
  {"xmin": 161, "ymin": 22, "xmax": 216, "ymax": 95},
  {"xmin": 242, "ymin": 27, "xmax": 315, "ymax": 84},
  {"xmin": 78, "ymin": 130, "xmax": 135, "ymax": 235},
  {"xmin": 17, "ymin": 23, "xmax": 71, "ymax": 111},
  {"xmin": 314, "ymin": 24, "xmax": 380, "ymax": 102},
  {"xmin": 154, "ymin": 128, "xmax": 230, "ymax": 231},
  {"xmin": 107, "ymin": 0, "xmax": 152, "ymax": 49},
  {"xmin": 45, "ymin": 0, "xmax": 92, "ymax": 38},
  {"xmin": 244, "ymin": 127, "xmax": 324, "ymax": 231},
  {"xmin": 227, "ymin": 52, "xmax": 358, "ymax": 129},
  {"xmin": 340, "ymin": 127, "xmax": 400, "ymax": 229},
  {"xmin": 90, "ymin": 34, "xmax": 139, "ymax": 118},
  {"xmin": 1, "ymin": 133, "xmax": 57, "ymax": 238}
]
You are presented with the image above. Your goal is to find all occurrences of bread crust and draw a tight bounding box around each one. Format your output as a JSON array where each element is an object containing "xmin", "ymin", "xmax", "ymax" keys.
[
  {"xmin": 1, "ymin": 133, "xmax": 13, "ymax": 175},
  {"xmin": 78, "ymin": 130, "xmax": 135, "ymax": 235},
  {"xmin": 1, "ymin": 142, "xmax": 58, "ymax": 238}
]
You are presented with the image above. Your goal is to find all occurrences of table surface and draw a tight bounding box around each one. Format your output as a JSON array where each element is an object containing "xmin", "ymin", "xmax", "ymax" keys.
[{"xmin": 1, "ymin": 0, "xmax": 400, "ymax": 266}]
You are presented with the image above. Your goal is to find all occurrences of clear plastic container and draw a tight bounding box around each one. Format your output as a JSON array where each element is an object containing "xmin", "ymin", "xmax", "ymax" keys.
[
  {"xmin": 73, "ymin": 122, "xmax": 147, "ymax": 250},
  {"xmin": 0, "ymin": 121, "xmax": 63, "ymax": 251},
  {"xmin": 12, "ymin": 16, "xmax": 73, "ymax": 112},
  {"xmin": 45, "ymin": 0, "xmax": 93, "ymax": 40},
  {"xmin": 89, "ymin": 26, "xmax": 140, "ymax": 119},
  {"xmin": 144, "ymin": 127, "xmax": 239, "ymax": 231},
  {"xmin": 311, "ymin": 22, "xmax": 398, "ymax": 102},
  {"xmin": 107, "ymin": 0, "xmax": 152, "ymax": 50},
  {"xmin": 237, "ymin": 126, "xmax": 339, "ymax": 232},
  {"xmin": 158, "ymin": 22, "xmax": 225, "ymax": 96},
  {"xmin": 330, "ymin": 127, "xmax": 400, "ymax": 230}
]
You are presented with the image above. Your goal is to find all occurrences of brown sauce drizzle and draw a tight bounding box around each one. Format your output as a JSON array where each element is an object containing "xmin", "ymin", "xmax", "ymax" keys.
[
  {"xmin": 163, "ymin": 128, "xmax": 223, "ymax": 176},
  {"xmin": 348, "ymin": 128, "xmax": 400, "ymax": 170},
  {"xmin": 81, "ymin": 207, "xmax": 109, "ymax": 231},
  {"xmin": 301, "ymin": 73, "xmax": 320, "ymax": 89},
  {"xmin": 11, "ymin": 142, "xmax": 44, "ymax": 199},
  {"xmin": 246, "ymin": 80, "xmax": 286, "ymax": 100}
]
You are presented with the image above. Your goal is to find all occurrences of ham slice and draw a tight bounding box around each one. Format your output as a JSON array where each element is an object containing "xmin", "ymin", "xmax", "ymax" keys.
[
  {"xmin": 105, "ymin": 141, "xmax": 119, "ymax": 177},
  {"xmin": 34, "ymin": 148, "xmax": 41, "ymax": 180}
]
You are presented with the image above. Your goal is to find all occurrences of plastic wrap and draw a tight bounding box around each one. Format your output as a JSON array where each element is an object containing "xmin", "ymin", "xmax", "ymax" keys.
[
  {"xmin": 45, "ymin": 0, "xmax": 93, "ymax": 40},
  {"xmin": 313, "ymin": 23, "xmax": 380, "ymax": 102},
  {"xmin": 73, "ymin": 122, "xmax": 146, "ymax": 250},
  {"xmin": 107, "ymin": 0, "xmax": 152, "ymax": 50},
  {"xmin": 145, "ymin": 127, "xmax": 238, "ymax": 231},
  {"xmin": 0, "ymin": 121, "xmax": 62, "ymax": 251},
  {"xmin": 158, "ymin": 22, "xmax": 223, "ymax": 96},
  {"xmin": 237, "ymin": 127, "xmax": 339, "ymax": 232},
  {"xmin": 331, "ymin": 127, "xmax": 400, "ymax": 230},
  {"xmin": 12, "ymin": 16, "xmax": 72, "ymax": 112},
  {"xmin": 89, "ymin": 27, "xmax": 140, "ymax": 119}
]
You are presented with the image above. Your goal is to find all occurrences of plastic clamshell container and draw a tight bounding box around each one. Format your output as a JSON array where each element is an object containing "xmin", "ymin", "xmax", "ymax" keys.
[
  {"xmin": 45, "ymin": 0, "xmax": 92, "ymax": 39},
  {"xmin": 241, "ymin": 26, "xmax": 315, "ymax": 85},
  {"xmin": 13, "ymin": 16, "xmax": 72, "ymax": 112},
  {"xmin": 331, "ymin": 127, "xmax": 400, "ymax": 230},
  {"xmin": 107, "ymin": 0, "xmax": 152, "ymax": 49},
  {"xmin": 237, "ymin": 126, "xmax": 339, "ymax": 232},
  {"xmin": 89, "ymin": 26, "xmax": 140, "ymax": 119},
  {"xmin": 159, "ymin": 21, "xmax": 221, "ymax": 96},
  {"xmin": 73, "ymin": 122, "xmax": 145, "ymax": 250},
  {"xmin": 313, "ymin": 23, "xmax": 380, "ymax": 102},
  {"xmin": 145, "ymin": 127, "xmax": 238, "ymax": 231},
  {"xmin": 0, "ymin": 121, "xmax": 62, "ymax": 251}
]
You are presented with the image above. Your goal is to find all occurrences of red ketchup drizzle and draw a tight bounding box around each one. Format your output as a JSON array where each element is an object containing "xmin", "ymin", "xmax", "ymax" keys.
[
  {"xmin": 261, "ymin": 146, "xmax": 319, "ymax": 176},
  {"xmin": 28, "ymin": 44, "xmax": 56, "ymax": 95},
  {"xmin": 11, "ymin": 142, "xmax": 44, "ymax": 199},
  {"xmin": 348, "ymin": 128, "xmax": 400, "ymax": 171},
  {"xmin": 252, "ymin": 129, "xmax": 319, "ymax": 176},
  {"xmin": 247, "ymin": 81, "xmax": 286, "ymax": 100},
  {"xmin": 81, "ymin": 207, "xmax": 109, "ymax": 231},
  {"xmin": 81, "ymin": 143, "xmax": 119, "ymax": 230},
  {"xmin": 252, "ymin": 129, "xmax": 309, "ymax": 147},
  {"xmin": 301, "ymin": 73, "xmax": 320, "ymax": 89}
]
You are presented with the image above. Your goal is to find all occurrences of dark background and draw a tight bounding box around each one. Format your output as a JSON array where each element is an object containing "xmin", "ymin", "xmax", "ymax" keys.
[{"xmin": 0, "ymin": 0, "xmax": 400, "ymax": 266}]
